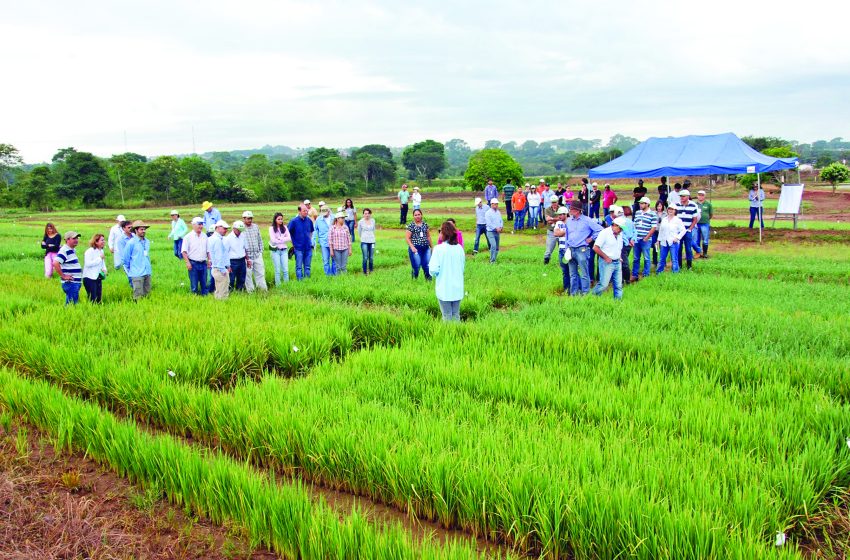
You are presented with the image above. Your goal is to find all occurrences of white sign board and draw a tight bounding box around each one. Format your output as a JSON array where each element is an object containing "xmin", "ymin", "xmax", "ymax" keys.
[
  {"xmin": 776, "ymin": 184, "xmax": 804, "ymax": 215},
  {"xmin": 746, "ymin": 165, "xmax": 756, "ymax": 173}
]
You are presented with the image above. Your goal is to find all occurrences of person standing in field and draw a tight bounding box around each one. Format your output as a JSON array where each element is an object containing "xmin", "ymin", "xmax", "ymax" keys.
[
  {"xmin": 589, "ymin": 182, "xmax": 602, "ymax": 220},
  {"xmin": 502, "ymin": 179, "xmax": 516, "ymax": 221},
  {"xmin": 107, "ymin": 214, "xmax": 125, "ymax": 270},
  {"xmin": 268, "ymin": 212, "xmax": 291, "ymax": 284},
  {"xmin": 181, "ymin": 217, "xmax": 209, "ymax": 296},
  {"xmin": 619, "ymin": 207, "xmax": 637, "ymax": 284},
  {"xmin": 652, "ymin": 200, "xmax": 665, "ymax": 267},
  {"xmin": 632, "ymin": 179, "xmax": 648, "ymax": 214},
  {"xmin": 473, "ymin": 197, "xmax": 490, "ymax": 254},
  {"xmin": 341, "ymin": 198, "xmax": 357, "ymax": 243},
  {"xmin": 241, "ymin": 211, "xmax": 267, "ymax": 292},
  {"xmin": 288, "ymin": 204, "xmax": 315, "ymax": 280},
  {"xmin": 304, "ymin": 200, "xmax": 319, "ymax": 222},
  {"xmin": 543, "ymin": 196, "xmax": 560, "ymax": 264},
  {"xmin": 561, "ymin": 200, "xmax": 602, "ymax": 295},
  {"xmin": 578, "ymin": 182, "xmax": 590, "ymax": 216},
  {"xmin": 748, "ymin": 183, "xmax": 766, "ymax": 229},
  {"xmin": 656, "ymin": 206, "xmax": 686, "ymax": 274},
  {"xmin": 429, "ymin": 220, "xmax": 465, "ymax": 321},
  {"xmin": 484, "ymin": 179, "xmax": 498, "ymax": 206},
  {"xmin": 657, "ymin": 176, "xmax": 670, "ymax": 207},
  {"xmin": 313, "ymin": 205, "xmax": 334, "ymax": 275},
  {"xmin": 694, "ymin": 190, "xmax": 713, "ymax": 258},
  {"xmin": 485, "ymin": 198, "xmax": 504, "ymax": 263},
  {"xmin": 438, "ymin": 218, "xmax": 464, "ymax": 247},
  {"xmin": 406, "ymin": 209, "xmax": 433, "ymax": 280},
  {"xmin": 411, "ymin": 187, "xmax": 422, "ymax": 212},
  {"xmin": 329, "ymin": 211, "xmax": 353, "ymax": 274},
  {"xmin": 512, "ymin": 187, "xmax": 527, "ymax": 231},
  {"xmin": 526, "ymin": 188, "xmax": 542, "ymax": 229},
  {"xmin": 674, "ymin": 188, "xmax": 701, "ymax": 269},
  {"xmin": 54, "ymin": 230, "xmax": 82, "ymax": 305},
  {"xmin": 632, "ymin": 197, "xmax": 658, "ymax": 280},
  {"xmin": 208, "ymin": 220, "xmax": 231, "ymax": 299},
  {"xmin": 123, "ymin": 220, "xmax": 152, "ymax": 300},
  {"xmin": 225, "ymin": 220, "xmax": 249, "ymax": 292},
  {"xmin": 541, "ymin": 182, "xmax": 557, "ymax": 212},
  {"xmin": 167, "ymin": 210, "xmax": 188, "ymax": 260},
  {"xmin": 592, "ymin": 217, "xmax": 626, "ymax": 299},
  {"xmin": 602, "ymin": 184, "xmax": 617, "ymax": 216},
  {"xmin": 115, "ymin": 220, "xmax": 135, "ymax": 288},
  {"xmin": 82, "ymin": 233, "xmax": 107, "ymax": 304},
  {"xmin": 41, "ymin": 222, "xmax": 62, "ymax": 278},
  {"xmin": 668, "ymin": 182, "xmax": 682, "ymax": 207},
  {"xmin": 398, "ymin": 183, "xmax": 410, "ymax": 225},
  {"xmin": 201, "ymin": 201, "xmax": 221, "ymax": 236},
  {"xmin": 357, "ymin": 208, "xmax": 376, "ymax": 275},
  {"xmin": 552, "ymin": 206, "xmax": 571, "ymax": 293}
]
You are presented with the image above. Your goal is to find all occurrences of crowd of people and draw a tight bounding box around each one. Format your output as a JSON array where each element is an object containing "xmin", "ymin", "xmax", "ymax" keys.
[{"xmin": 41, "ymin": 177, "xmax": 765, "ymax": 314}]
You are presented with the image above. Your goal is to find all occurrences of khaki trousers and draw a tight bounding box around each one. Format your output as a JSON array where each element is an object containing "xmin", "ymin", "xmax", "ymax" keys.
[
  {"xmin": 245, "ymin": 254, "xmax": 267, "ymax": 292},
  {"xmin": 212, "ymin": 269, "xmax": 230, "ymax": 299}
]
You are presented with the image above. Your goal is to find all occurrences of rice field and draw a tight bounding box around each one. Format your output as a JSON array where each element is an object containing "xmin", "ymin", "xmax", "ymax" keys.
[{"xmin": 0, "ymin": 200, "xmax": 848, "ymax": 559}]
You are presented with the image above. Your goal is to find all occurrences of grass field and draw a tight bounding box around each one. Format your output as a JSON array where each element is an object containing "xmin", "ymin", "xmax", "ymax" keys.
[{"xmin": 1, "ymin": 197, "xmax": 849, "ymax": 558}]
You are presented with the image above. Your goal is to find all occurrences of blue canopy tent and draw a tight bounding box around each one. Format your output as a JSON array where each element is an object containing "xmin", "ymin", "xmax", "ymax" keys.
[{"xmin": 588, "ymin": 133, "xmax": 799, "ymax": 241}]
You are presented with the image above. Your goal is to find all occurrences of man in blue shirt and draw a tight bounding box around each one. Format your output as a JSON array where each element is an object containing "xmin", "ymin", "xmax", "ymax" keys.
[
  {"xmin": 472, "ymin": 197, "xmax": 490, "ymax": 255},
  {"xmin": 208, "ymin": 220, "xmax": 231, "ymax": 299},
  {"xmin": 555, "ymin": 200, "xmax": 602, "ymax": 295},
  {"xmin": 123, "ymin": 220, "xmax": 152, "ymax": 300},
  {"xmin": 483, "ymin": 179, "xmax": 498, "ymax": 205},
  {"xmin": 313, "ymin": 205, "xmax": 334, "ymax": 275},
  {"xmin": 202, "ymin": 201, "xmax": 222, "ymax": 236},
  {"xmin": 288, "ymin": 204, "xmax": 315, "ymax": 280},
  {"xmin": 484, "ymin": 198, "xmax": 504, "ymax": 263}
]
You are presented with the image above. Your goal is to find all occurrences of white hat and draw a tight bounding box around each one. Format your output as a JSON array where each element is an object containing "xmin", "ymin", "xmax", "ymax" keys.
[
  {"xmin": 334, "ymin": 211, "xmax": 346, "ymax": 219},
  {"xmin": 609, "ymin": 204, "xmax": 623, "ymax": 215},
  {"xmin": 413, "ymin": 186, "xmax": 419, "ymax": 191},
  {"xmin": 592, "ymin": 182, "xmax": 598, "ymax": 187},
  {"xmin": 639, "ymin": 196, "xmax": 651, "ymax": 205},
  {"xmin": 242, "ymin": 210, "xmax": 253, "ymax": 218},
  {"xmin": 214, "ymin": 219, "xmax": 229, "ymax": 229},
  {"xmin": 191, "ymin": 217, "xmax": 203, "ymax": 225},
  {"xmin": 318, "ymin": 201, "xmax": 326, "ymax": 207},
  {"xmin": 169, "ymin": 209, "xmax": 179, "ymax": 216},
  {"xmin": 680, "ymin": 189, "xmax": 691, "ymax": 196},
  {"xmin": 613, "ymin": 217, "xmax": 627, "ymax": 228},
  {"xmin": 116, "ymin": 214, "xmax": 126, "ymax": 221},
  {"xmin": 303, "ymin": 199, "xmax": 311, "ymax": 204},
  {"xmin": 697, "ymin": 190, "xmax": 706, "ymax": 195},
  {"xmin": 232, "ymin": 220, "xmax": 245, "ymax": 230},
  {"xmin": 489, "ymin": 198, "xmax": 499, "ymax": 205},
  {"xmin": 539, "ymin": 178, "xmax": 546, "ymax": 183},
  {"xmin": 524, "ymin": 183, "xmax": 531, "ymax": 187},
  {"xmin": 557, "ymin": 206, "xmax": 569, "ymax": 215},
  {"xmin": 474, "ymin": 197, "xmax": 482, "ymax": 205}
]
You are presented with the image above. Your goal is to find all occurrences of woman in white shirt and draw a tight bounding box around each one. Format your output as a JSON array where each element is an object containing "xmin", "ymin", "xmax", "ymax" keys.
[
  {"xmin": 411, "ymin": 187, "xmax": 422, "ymax": 211},
  {"xmin": 429, "ymin": 221, "xmax": 465, "ymax": 321},
  {"xmin": 357, "ymin": 208, "xmax": 376, "ymax": 275},
  {"xmin": 527, "ymin": 190, "xmax": 542, "ymax": 229},
  {"xmin": 82, "ymin": 233, "xmax": 108, "ymax": 303},
  {"xmin": 656, "ymin": 206, "xmax": 686, "ymax": 274}
]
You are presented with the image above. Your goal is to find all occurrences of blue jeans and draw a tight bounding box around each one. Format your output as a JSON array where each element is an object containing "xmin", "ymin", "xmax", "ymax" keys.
[
  {"xmin": 473, "ymin": 224, "xmax": 489, "ymax": 252},
  {"xmin": 438, "ymin": 299, "xmax": 461, "ymax": 321},
  {"xmin": 271, "ymin": 249, "xmax": 289, "ymax": 284},
  {"xmin": 558, "ymin": 248, "xmax": 571, "ymax": 292},
  {"xmin": 62, "ymin": 282, "xmax": 81, "ymax": 305},
  {"xmin": 568, "ymin": 246, "xmax": 591, "ymax": 295},
  {"xmin": 188, "ymin": 260, "xmax": 209, "ymax": 295},
  {"xmin": 593, "ymin": 258, "xmax": 623, "ymax": 299},
  {"xmin": 320, "ymin": 245, "xmax": 334, "ymax": 275},
  {"xmin": 694, "ymin": 223, "xmax": 710, "ymax": 247},
  {"xmin": 679, "ymin": 230, "xmax": 698, "ymax": 266},
  {"xmin": 173, "ymin": 238, "xmax": 183, "ymax": 259},
  {"xmin": 345, "ymin": 219, "xmax": 355, "ymax": 242},
  {"xmin": 229, "ymin": 258, "xmax": 247, "ymax": 290},
  {"xmin": 408, "ymin": 246, "xmax": 431, "ymax": 279},
  {"xmin": 513, "ymin": 208, "xmax": 525, "ymax": 230},
  {"xmin": 749, "ymin": 207, "xmax": 764, "ymax": 228},
  {"xmin": 361, "ymin": 242, "xmax": 374, "ymax": 273},
  {"xmin": 528, "ymin": 206, "xmax": 540, "ymax": 228},
  {"xmin": 657, "ymin": 242, "xmax": 680, "ymax": 274},
  {"xmin": 294, "ymin": 248, "xmax": 312, "ymax": 280},
  {"xmin": 486, "ymin": 231, "xmax": 500, "ymax": 262},
  {"xmin": 589, "ymin": 202, "xmax": 600, "ymax": 220},
  {"xmin": 632, "ymin": 239, "xmax": 652, "ymax": 277}
]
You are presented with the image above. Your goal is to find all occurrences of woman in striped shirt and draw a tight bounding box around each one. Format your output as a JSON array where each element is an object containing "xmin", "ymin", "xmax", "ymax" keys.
[{"xmin": 329, "ymin": 211, "xmax": 352, "ymax": 274}]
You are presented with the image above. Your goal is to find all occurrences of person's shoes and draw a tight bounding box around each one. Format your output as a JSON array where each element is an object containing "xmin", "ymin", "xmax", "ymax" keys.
[
  {"xmin": 543, "ymin": 257, "xmax": 550, "ymax": 265},
  {"xmin": 472, "ymin": 250, "xmax": 478, "ymax": 255}
]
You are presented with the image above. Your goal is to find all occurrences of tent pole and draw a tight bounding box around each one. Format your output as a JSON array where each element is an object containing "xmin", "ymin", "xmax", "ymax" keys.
[{"xmin": 757, "ymin": 173, "xmax": 763, "ymax": 244}]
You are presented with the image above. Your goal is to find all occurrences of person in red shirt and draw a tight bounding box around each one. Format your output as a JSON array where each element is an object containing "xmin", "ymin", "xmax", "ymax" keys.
[
  {"xmin": 511, "ymin": 188, "xmax": 527, "ymax": 231},
  {"xmin": 602, "ymin": 184, "xmax": 618, "ymax": 215}
]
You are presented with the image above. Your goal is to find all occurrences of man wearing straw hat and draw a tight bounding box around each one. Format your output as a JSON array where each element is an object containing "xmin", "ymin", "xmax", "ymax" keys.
[
  {"xmin": 123, "ymin": 220, "xmax": 153, "ymax": 300},
  {"xmin": 54, "ymin": 230, "xmax": 83, "ymax": 305}
]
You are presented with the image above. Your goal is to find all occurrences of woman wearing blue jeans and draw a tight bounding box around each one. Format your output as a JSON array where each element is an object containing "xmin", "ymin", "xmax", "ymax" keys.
[
  {"xmin": 357, "ymin": 208, "xmax": 376, "ymax": 275},
  {"xmin": 406, "ymin": 209, "xmax": 432, "ymax": 280},
  {"xmin": 344, "ymin": 198, "xmax": 357, "ymax": 242}
]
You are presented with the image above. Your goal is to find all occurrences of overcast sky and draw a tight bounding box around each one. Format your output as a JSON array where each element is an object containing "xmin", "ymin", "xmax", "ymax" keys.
[{"xmin": 3, "ymin": 0, "xmax": 849, "ymax": 162}]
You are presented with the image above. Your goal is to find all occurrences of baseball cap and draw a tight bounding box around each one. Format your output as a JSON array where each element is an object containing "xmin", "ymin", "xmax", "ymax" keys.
[
  {"xmin": 474, "ymin": 197, "xmax": 482, "ymax": 205},
  {"xmin": 557, "ymin": 206, "xmax": 569, "ymax": 215},
  {"xmin": 303, "ymin": 199, "xmax": 311, "ymax": 205},
  {"xmin": 539, "ymin": 178, "xmax": 546, "ymax": 183},
  {"xmin": 490, "ymin": 198, "xmax": 499, "ymax": 205},
  {"xmin": 613, "ymin": 217, "xmax": 627, "ymax": 228},
  {"xmin": 680, "ymin": 189, "xmax": 691, "ymax": 196},
  {"xmin": 169, "ymin": 209, "xmax": 179, "ymax": 216},
  {"xmin": 639, "ymin": 196, "xmax": 651, "ymax": 205},
  {"xmin": 191, "ymin": 217, "xmax": 203, "ymax": 225},
  {"xmin": 609, "ymin": 205, "xmax": 622, "ymax": 215},
  {"xmin": 591, "ymin": 182, "xmax": 598, "ymax": 187},
  {"xmin": 64, "ymin": 230, "xmax": 81, "ymax": 240},
  {"xmin": 697, "ymin": 190, "xmax": 706, "ymax": 195},
  {"xmin": 214, "ymin": 219, "xmax": 229, "ymax": 229},
  {"xmin": 232, "ymin": 220, "xmax": 245, "ymax": 230},
  {"xmin": 116, "ymin": 214, "xmax": 126, "ymax": 221},
  {"xmin": 242, "ymin": 210, "xmax": 254, "ymax": 218},
  {"xmin": 318, "ymin": 201, "xmax": 326, "ymax": 207}
]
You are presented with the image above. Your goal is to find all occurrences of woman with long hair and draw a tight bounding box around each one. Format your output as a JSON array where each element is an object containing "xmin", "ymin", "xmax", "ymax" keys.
[
  {"xmin": 343, "ymin": 198, "xmax": 357, "ymax": 242},
  {"xmin": 268, "ymin": 212, "xmax": 291, "ymax": 285},
  {"xmin": 41, "ymin": 222, "xmax": 62, "ymax": 278},
  {"xmin": 82, "ymin": 233, "xmax": 108, "ymax": 303},
  {"xmin": 429, "ymin": 220, "xmax": 465, "ymax": 321},
  {"xmin": 357, "ymin": 208, "xmax": 376, "ymax": 275},
  {"xmin": 405, "ymin": 209, "xmax": 433, "ymax": 280}
]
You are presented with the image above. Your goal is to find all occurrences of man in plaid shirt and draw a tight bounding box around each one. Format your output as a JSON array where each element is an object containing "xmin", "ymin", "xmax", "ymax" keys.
[{"xmin": 241, "ymin": 210, "xmax": 268, "ymax": 292}]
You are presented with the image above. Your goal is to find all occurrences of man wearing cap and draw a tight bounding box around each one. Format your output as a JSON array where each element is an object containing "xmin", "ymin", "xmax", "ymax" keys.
[
  {"xmin": 123, "ymin": 221, "xmax": 153, "ymax": 300},
  {"xmin": 543, "ymin": 196, "xmax": 561, "ymax": 264},
  {"xmin": 694, "ymin": 190, "xmax": 714, "ymax": 258},
  {"xmin": 484, "ymin": 179, "xmax": 498, "ymax": 205},
  {"xmin": 201, "ymin": 201, "xmax": 221, "ymax": 236},
  {"xmin": 226, "ymin": 220, "xmax": 249, "ymax": 292},
  {"xmin": 411, "ymin": 187, "xmax": 422, "ymax": 211},
  {"xmin": 747, "ymin": 183, "xmax": 766, "ymax": 230},
  {"xmin": 541, "ymin": 182, "xmax": 556, "ymax": 211},
  {"xmin": 116, "ymin": 220, "xmax": 134, "ymax": 287},
  {"xmin": 559, "ymin": 200, "xmax": 602, "ymax": 296},
  {"xmin": 552, "ymin": 207, "xmax": 571, "ymax": 293},
  {"xmin": 167, "ymin": 210, "xmax": 188, "ymax": 260},
  {"xmin": 53, "ymin": 231, "xmax": 83, "ymax": 305},
  {"xmin": 589, "ymin": 182, "xmax": 602, "ymax": 220},
  {"xmin": 592, "ymin": 217, "xmax": 626, "ymax": 300},
  {"xmin": 502, "ymin": 179, "xmax": 516, "ymax": 221},
  {"xmin": 632, "ymin": 179, "xmax": 648, "ymax": 214},
  {"xmin": 107, "ymin": 214, "xmax": 125, "ymax": 270},
  {"xmin": 632, "ymin": 197, "xmax": 658, "ymax": 280},
  {"xmin": 602, "ymin": 184, "xmax": 617, "ymax": 216},
  {"xmin": 674, "ymin": 189, "xmax": 701, "ymax": 269},
  {"xmin": 472, "ymin": 197, "xmax": 490, "ymax": 255},
  {"xmin": 512, "ymin": 186, "xmax": 527, "ymax": 231},
  {"xmin": 398, "ymin": 184, "xmax": 410, "ymax": 225},
  {"xmin": 181, "ymin": 217, "xmax": 209, "ymax": 296},
  {"xmin": 288, "ymin": 204, "xmax": 315, "ymax": 280},
  {"xmin": 484, "ymin": 198, "xmax": 504, "ymax": 263},
  {"xmin": 208, "ymin": 220, "xmax": 231, "ymax": 299},
  {"xmin": 313, "ymin": 205, "xmax": 334, "ymax": 275},
  {"xmin": 240, "ymin": 211, "xmax": 267, "ymax": 292},
  {"xmin": 304, "ymin": 200, "xmax": 318, "ymax": 222}
]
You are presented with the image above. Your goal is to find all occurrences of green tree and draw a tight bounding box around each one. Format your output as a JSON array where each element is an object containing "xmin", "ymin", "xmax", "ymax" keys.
[
  {"xmin": 109, "ymin": 152, "xmax": 148, "ymax": 204},
  {"xmin": 463, "ymin": 149, "xmax": 524, "ymax": 191},
  {"xmin": 483, "ymin": 140, "xmax": 502, "ymax": 150},
  {"xmin": 401, "ymin": 140, "xmax": 446, "ymax": 182},
  {"xmin": 0, "ymin": 144, "xmax": 24, "ymax": 201},
  {"xmin": 444, "ymin": 139, "xmax": 472, "ymax": 174},
  {"xmin": 606, "ymin": 134, "xmax": 640, "ymax": 152},
  {"xmin": 741, "ymin": 136, "xmax": 790, "ymax": 152},
  {"xmin": 280, "ymin": 160, "xmax": 313, "ymax": 201},
  {"xmin": 762, "ymin": 147, "xmax": 797, "ymax": 159},
  {"xmin": 20, "ymin": 166, "xmax": 54, "ymax": 210},
  {"xmin": 352, "ymin": 152, "xmax": 396, "ymax": 193},
  {"xmin": 351, "ymin": 144, "xmax": 394, "ymax": 163},
  {"xmin": 180, "ymin": 155, "xmax": 215, "ymax": 188},
  {"xmin": 820, "ymin": 162, "xmax": 850, "ymax": 195},
  {"xmin": 145, "ymin": 156, "xmax": 189, "ymax": 202},
  {"xmin": 56, "ymin": 151, "xmax": 113, "ymax": 206}
]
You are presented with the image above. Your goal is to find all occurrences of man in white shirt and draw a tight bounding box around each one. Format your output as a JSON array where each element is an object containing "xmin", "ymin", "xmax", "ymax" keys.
[
  {"xmin": 592, "ymin": 217, "xmax": 626, "ymax": 299},
  {"xmin": 107, "ymin": 214, "xmax": 126, "ymax": 270},
  {"xmin": 181, "ymin": 217, "xmax": 210, "ymax": 295},
  {"xmin": 225, "ymin": 221, "xmax": 250, "ymax": 291}
]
